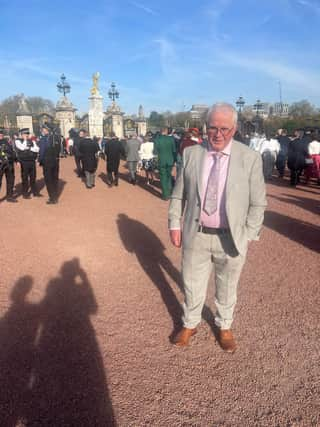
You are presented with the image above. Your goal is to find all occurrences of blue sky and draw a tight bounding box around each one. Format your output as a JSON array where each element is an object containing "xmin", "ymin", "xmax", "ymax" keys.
[{"xmin": 1, "ymin": 0, "xmax": 320, "ymax": 115}]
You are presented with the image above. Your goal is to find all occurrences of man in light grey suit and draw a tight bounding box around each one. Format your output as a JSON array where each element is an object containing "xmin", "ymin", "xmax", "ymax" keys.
[
  {"xmin": 168, "ymin": 103, "xmax": 267, "ymax": 352},
  {"xmin": 125, "ymin": 134, "xmax": 141, "ymax": 184}
]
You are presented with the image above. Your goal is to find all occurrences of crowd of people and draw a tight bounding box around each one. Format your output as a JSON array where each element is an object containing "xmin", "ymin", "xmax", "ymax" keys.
[
  {"xmin": 0, "ymin": 122, "xmax": 319, "ymax": 205},
  {"xmin": 247, "ymin": 128, "xmax": 320, "ymax": 186}
]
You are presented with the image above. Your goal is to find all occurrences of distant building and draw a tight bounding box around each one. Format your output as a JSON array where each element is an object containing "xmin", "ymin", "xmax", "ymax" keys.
[
  {"xmin": 190, "ymin": 104, "xmax": 209, "ymax": 120},
  {"xmin": 273, "ymin": 102, "xmax": 289, "ymax": 117}
]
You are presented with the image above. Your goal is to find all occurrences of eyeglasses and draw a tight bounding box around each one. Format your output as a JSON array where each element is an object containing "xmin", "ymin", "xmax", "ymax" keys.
[{"xmin": 208, "ymin": 126, "xmax": 234, "ymax": 136}]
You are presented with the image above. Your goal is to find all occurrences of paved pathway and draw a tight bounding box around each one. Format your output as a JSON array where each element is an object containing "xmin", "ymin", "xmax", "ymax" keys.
[{"xmin": 0, "ymin": 158, "xmax": 319, "ymax": 426}]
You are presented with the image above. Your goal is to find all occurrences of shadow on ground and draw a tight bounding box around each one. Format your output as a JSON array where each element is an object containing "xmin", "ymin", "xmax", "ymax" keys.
[
  {"xmin": 117, "ymin": 172, "xmax": 162, "ymax": 198},
  {"xmin": 0, "ymin": 258, "xmax": 115, "ymax": 426},
  {"xmin": 264, "ymin": 210, "xmax": 320, "ymax": 253},
  {"xmin": 116, "ymin": 214, "xmax": 216, "ymax": 338},
  {"xmin": 268, "ymin": 193, "xmax": 320, "ymax": 217}
]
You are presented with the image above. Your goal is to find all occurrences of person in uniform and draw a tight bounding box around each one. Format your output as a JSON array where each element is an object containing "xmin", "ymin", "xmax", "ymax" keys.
[
  {"xmin": 15, "ymin": 128, "xmax": 41, "ymax": 199},
  {"xmin": 154, "ymin": 127, "xmax": 177, "ymax": 200},
  {"xmin": 0, "ymin": 127, "xmax": 17, "ymax": 202},
  {"xmin": 79, "ymin": 130, "xmax": 100, "ymax": 189},
  {"xmin": 39, "ymin": 124, "xmax": 61, "ymax": 204}
]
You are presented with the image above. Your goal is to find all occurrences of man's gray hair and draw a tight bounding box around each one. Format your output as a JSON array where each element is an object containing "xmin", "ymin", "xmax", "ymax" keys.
[{"xmin": 206, "ymin": 102, "xmax": 238, "ymax": 125}]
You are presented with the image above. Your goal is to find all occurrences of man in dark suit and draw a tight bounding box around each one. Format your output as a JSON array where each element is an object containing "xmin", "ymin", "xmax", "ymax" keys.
[
  {"xmin": 39, "ymin": 124, "xmax": 61, "ymax": 204},
  {"xmin": 276, "ymin": 129, "xmax": 290, "ymax": 177},
  {"xmin": 0, "ymin": 127, "xmax": 17, "ymax": 202},
  {"xmin": 79, "ymin": 130, "xmax": 100, "ymax": 189},
  {"xmin": 73, "ymin": 129, "xmax": 85, "ymax": 177},
  {"xmin": 104, "ymin": 134, "xmax": 125, "ymax": 186},
  {"xmin": 288, "ymin": 129, "xmax": 309, "ymax": 186}
]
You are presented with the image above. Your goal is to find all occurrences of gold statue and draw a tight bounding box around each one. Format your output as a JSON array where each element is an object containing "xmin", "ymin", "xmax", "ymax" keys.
[{"xmin": 91, "ymin": 72, "xmax": 100, "ymax": 96}]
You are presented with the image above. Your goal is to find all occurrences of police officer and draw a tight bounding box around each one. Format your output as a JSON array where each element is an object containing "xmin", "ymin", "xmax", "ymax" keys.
[
  {"xmin": 15, "ymin": 128, "xmax": 41, "ymax": 199},
  {"xmin": 0, "ymin": 127, "xmax": 17, "ymax": 202},
  {"xmin": 38, "ymin": 124, "xmax": 61, "ymax": 204}
]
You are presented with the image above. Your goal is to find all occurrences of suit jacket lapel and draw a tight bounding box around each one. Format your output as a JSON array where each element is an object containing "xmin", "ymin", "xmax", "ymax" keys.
[
  {"xmin": 196, "ymin": 143, "xmax": 208, "ymax": 201},
  {"xmin": 226, "ymin": 139, "xmax": 238, "ymax": 199}
]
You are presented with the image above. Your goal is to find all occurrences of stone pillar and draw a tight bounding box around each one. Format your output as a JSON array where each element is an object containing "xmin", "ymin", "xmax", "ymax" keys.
[
  {"xmin": 136, "ymin": 105, "xmax": 147, "ymax": 136},
  {"xmin": 16, "ymin": 96, "xmax": 33, "ymax": 134},
  {"xmin": 88, "ymin": 95, "xmax": 104, "ymax": 138},
  {"xmin": 106, "ymin": 102, "xmax": 124, "ymax": 138},
  {"xmin": 111, "ymin": 113, "xmax": 124, "ymax": 139},
  {"xmin": 17, "ymin": 115, "xmax": 33, "ymax": 134},
  {"xmin": 137, "ymin": 120, "xmax": 147, "ymax": 137},
  {"xmin": 55, "ymin": 96, "xmax": 76, "ymax": 138}
]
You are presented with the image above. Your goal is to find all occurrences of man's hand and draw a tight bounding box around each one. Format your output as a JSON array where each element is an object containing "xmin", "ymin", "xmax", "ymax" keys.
[{"xmin": 169, "ymin": 229, "xmax": 182, "ymax": 248}]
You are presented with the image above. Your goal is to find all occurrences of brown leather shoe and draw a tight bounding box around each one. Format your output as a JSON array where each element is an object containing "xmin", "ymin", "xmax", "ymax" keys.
[
  {"xmin": 172, "ymin": 327, "xmax": 197, "ymax": 347},
  {"xmin": 216, "ymin": 329, "xmax": 237, "ymax": 353}
]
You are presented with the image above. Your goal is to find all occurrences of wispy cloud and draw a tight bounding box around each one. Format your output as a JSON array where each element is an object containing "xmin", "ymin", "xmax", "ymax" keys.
[
  {"xmin": 0, "ymin": 57, "xmax": 91, "ymax": 86},
  {"xmin": 296, "ymin": 0, "xmax": 320, "ymax": 14},
  {"xmin": 205, "ymin": 0, "xmax": 232, "ymax": 19},
  {"xmin": 130, "ymin": 1, "xmax": 158, "ymax": 16},
  {"xmin": 220, "ymin": 51, "xmax": 320, "ymax": 95}
]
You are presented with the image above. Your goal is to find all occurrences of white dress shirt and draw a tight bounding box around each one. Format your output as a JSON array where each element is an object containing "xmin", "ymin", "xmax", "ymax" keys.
[
  {"xmin": 259, "ymin": 138, "xmax": 280, "ymax": 154},
  {"xmin": 308, "ymin": 140, "xmax": 320, "ymax": 155}
]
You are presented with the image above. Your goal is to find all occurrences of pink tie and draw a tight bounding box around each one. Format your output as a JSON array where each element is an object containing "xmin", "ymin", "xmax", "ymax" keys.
[{"xmin": 203, "ymin": 153, "xmax": 222, "ymax": 216}]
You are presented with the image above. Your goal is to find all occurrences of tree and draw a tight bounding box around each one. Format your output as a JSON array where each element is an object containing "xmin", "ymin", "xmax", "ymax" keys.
[
  {"xmin": 289, "ymin": 100, "xmax": 317, "ymax": 118},
  {"xmin": 0, "ymin": 94, "xmax": 55, "ymax": 127},
  {"xmin": 27, "ymin": 97, "xmax": 55, "ymax": 115},
  {"xmin": 148, "ymin": 111, "xmax": 166, "ymax": 129}
]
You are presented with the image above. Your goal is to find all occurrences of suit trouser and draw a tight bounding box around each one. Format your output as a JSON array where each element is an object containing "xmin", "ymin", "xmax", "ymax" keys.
[
  {"xmin": 107, "ymin": 163, "xmax": 119, "ymax": 184},
  {"xmin": 20, "ymin": 161, "xmax": 37, "ymax": 195},
  {"xmin": 43, "ymin": 162, "xmax": 59, "ymax": 201},
  {"xmin": 182, "ymin": 231, "xmax": 246, "ymax": 330},
  {"xmin": 85, "ymin": 171, "xmax": 95, "ymax": 187},
  {"xmin": 127, "ymin": 161, "xmax": 138, "ymax": 181},
  {"xmin": 0, "ymin": 163, "xmax": 14, "ymax": 197},
  {"xmin": 290, "ymin": 168, "xmax": 303, "ymax": 186},
  {"xmin": 159, "ymin": 164, "xmax": 173, "ymax": 199},
  {"xmin": 262, "ymin": 150, "xmax": 276, "ymax": 180},
  {"xmin": 74, "ymin": 156, "xmax": 84, "ymax": 176},
  {"xmin": 276, "ymin": 153, "xmax": 286, "ymax": 177}
]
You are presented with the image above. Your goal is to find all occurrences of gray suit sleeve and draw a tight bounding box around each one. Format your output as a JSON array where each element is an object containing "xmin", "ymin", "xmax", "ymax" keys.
[
  {"xmin": 168, "ymin": 152, "xmax": 186, "ymax": 230},
  {"xmin": 246, "ymin": 153, "xmax": 267, "ymax": 240}
]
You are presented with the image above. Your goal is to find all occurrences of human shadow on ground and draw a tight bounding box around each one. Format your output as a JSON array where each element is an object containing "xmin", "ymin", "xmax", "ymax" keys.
[
  {"xmin": 117, "ymin": 172, "xmax": 162, "ymax": 198},
  {"xmin": 268, "ymin": 193, "xmax": 320, "ymax": 217},
  {"xmin": 13, "ymin": 177, "xmax": 66, "ymax": 200},
  {"xmin": 264, "ymin": 210, "xmax": 320, "ymax": 253},
  {"xmin": 99, "ymin": 172, "xmax": 109, "ymax": 186},
  {"xmin": 116, "ymin": 214, "xmax": 216, "ymax": 338},
  {"xmin": 0, "ymin": 259, "xmax": 115, "ymax": 427}
]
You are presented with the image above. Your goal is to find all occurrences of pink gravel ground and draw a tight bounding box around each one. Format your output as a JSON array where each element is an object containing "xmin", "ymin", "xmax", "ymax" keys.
[{"xmin": 0, "ymin": 157, "xmax": 319, "ymax": 426}]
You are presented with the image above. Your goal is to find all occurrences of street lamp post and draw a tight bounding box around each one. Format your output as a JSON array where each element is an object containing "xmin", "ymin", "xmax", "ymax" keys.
[
  {"xmin": 57, "ymin": 74, "xmax": 71, "ymax": 96},
  {"xmin": 108, "ymin": 82, "xmax": 119, "ymax": 102},
  {"xmin": 236, "ymin": 96, "xmax": 245, "ymax": 134},
  {"xmin": 253, "ymin": 99, "xmax": 263, "ymax": 133},
  {"xmin": 236, "ymin": 96, "xmax": 245, "ymax": 113}
]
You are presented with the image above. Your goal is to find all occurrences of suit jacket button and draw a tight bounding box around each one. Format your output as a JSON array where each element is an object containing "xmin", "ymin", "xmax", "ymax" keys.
[{"xmin": 195, "ymin": 219, "xmax": 199, "ymax": 222}]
